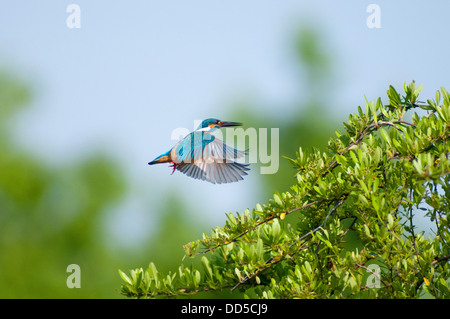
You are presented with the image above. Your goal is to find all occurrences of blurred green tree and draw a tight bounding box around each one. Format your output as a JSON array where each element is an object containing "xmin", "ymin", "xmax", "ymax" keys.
[
  {"xmin": 0, "ymin": 71, "xmax": 206, "ymax": 298},
  {"xmin": 0, "ymin": 72, "xmax": 127, "ymax": 297}
]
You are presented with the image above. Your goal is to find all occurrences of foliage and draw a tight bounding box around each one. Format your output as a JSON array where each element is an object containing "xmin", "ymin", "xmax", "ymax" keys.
[
  {"xmin": 119, "ymin": 82, "xmax": 450, "ymax": 298},
  {"xmin": 0, "ymin": 72, "xmax": 127, "ymax": 298}
]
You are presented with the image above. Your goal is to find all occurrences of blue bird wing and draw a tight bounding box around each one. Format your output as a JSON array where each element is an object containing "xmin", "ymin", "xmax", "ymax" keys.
[
  {"xmin": 178, "ymin": 161, "xmax": 250, "ymax": 184},
  {"xmin": 174, "ymin": 131, "xmax": 249, "ymax": 184},
  {"xmin": 174, "ymin": 131, "xmax": 246, "ymax": 163}
]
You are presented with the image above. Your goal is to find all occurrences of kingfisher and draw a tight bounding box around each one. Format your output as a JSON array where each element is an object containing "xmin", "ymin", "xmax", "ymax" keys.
[{"xmin": 148, "ymin": 118, "xmax": 250, "ymax": 184}]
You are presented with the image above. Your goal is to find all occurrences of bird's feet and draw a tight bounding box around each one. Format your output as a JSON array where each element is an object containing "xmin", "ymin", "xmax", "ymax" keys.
[{"xmin": 169, "ymin": 163, "xmax": 180, "ymax": 175}]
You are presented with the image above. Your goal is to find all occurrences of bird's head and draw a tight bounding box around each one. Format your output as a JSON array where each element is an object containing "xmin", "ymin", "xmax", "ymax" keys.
[{"xmin": 196, "ymin": 118, "xmax": 242, "ymax": 132}]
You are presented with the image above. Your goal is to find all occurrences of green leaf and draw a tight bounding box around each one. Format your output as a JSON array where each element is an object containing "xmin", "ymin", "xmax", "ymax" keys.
[
  {"xmin": 358, "ymin": 194, "xmax": 369, "ymax": 205},
  {"xmin": 412, "ymin": 159, "xmax": 423, "ymax": 174},
  {"xmin": 350, "ymin": 151, "xmax": 358, "ymax": 164},
  {"xmin": 359, "ymin": 179, "xmax": 369, "ymax": 196},
  {"xmin": 303, "ymin": 261, "xmax": 312, "ymax": 277},
  {"xmin": 118, "ymin": 270, "xmax": 133, "ymax": 286},
  {"xmin": 387, "ymin": 214, "xmax": 394, "ymax": 228},
  {"xmin": 380, "ymin": 128, "xmax": 391, "ymax": 147},
  {"xmin": 193, "ymin": 270, "xmax": 201, "ymax": 288},
  {"xmin": 272, "ymin": 218, "xmax": 281, "ymax": 241},
  {"xmin": 273, "ymin": 192, "xmax": 283, "ymax": 207},
  {"xmin": 235, "ymin": 268, "xmax": 242, "ymax": 280},
  {"xmin": 435, "ymin": 90, "xmax": 441, "ymax": 105},
  {"xmin": 363, "ymin": 224, "xmax": 371, "ymax": 238},
  {"xmin": 387, "ymin": 85, "xmax": 402, "ymax": 106},
  {"xmin": 256, "ymin": 238, "xmax": 264, "ymax": 262},
  {"xmin": 201, "ymin": 256, "xmax": 213, "ymax": 280},
  {"xmin": 255, "ymin": 203, "xmax": 264, "ymax": 212},
  {"xmin": 435, "ymin": 106, "xmax": 447, "ymax": 122},
  {"xmin": 316, "ymin": 231, "xmax": 333, "ymax": 249}
]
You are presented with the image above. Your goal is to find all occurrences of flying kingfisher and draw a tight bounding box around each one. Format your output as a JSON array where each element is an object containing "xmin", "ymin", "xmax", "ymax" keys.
[{"xmin": 148, "ymin": 118, "xmax": 250, "ymax": 184}]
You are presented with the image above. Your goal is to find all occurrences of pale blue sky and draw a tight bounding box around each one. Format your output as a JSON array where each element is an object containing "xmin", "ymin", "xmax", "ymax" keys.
[{"xmin": 1, "ymin": 1, "xmax": 449, "ymax": 247}]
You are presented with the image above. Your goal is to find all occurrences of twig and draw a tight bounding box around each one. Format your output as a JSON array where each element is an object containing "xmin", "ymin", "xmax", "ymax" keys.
[{"xmin": 430, "ymin": 253, "xmax": 450, "ymax": 266}]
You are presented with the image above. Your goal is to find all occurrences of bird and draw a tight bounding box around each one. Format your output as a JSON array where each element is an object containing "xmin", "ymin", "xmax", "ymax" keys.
[{"xmin": 148, "ymin": 118, "xmax": 250, "ymax": 184}]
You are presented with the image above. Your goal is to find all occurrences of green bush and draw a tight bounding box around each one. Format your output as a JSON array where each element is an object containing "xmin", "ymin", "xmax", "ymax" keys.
[{"xmin": 119, "ymin": 82, "xmax": 450, "ymax": 298}]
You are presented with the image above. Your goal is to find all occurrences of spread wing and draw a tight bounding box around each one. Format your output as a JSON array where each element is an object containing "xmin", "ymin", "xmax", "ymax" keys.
[
  {"xmin": 174, "ymin": 131, "xmax": 249, "ymax": 184},
  {"xmin": 178, "ymin": 161, "xmax": 250, "ymax": 184},
  {"xmin": 175, "ymin": 131, "xmax": 246, "ymax": 163}
]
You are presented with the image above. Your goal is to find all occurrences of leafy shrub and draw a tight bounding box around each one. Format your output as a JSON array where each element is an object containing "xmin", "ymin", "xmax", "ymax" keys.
[{"xmin": 119, "ymin": 82, "xmax": 450, "ymax": 298}]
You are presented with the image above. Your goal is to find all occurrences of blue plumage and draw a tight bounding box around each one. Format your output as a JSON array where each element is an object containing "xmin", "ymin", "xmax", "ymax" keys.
[{"xmin": 148, "ymin": 119, "xmax": 249, "ymax": 184}]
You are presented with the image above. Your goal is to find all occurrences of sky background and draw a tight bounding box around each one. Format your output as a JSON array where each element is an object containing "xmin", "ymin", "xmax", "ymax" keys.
[{"xmin": 1, "ymin": 1, "xmax": 449, "ymax": 248}]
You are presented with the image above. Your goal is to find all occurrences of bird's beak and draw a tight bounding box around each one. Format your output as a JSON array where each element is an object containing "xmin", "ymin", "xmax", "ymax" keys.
[{"xmin": 219, "ymin": 121, "xmax": 242, "ymax": 127}]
